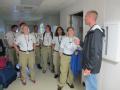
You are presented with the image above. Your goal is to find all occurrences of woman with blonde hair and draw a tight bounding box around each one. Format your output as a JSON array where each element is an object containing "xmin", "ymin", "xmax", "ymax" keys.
[
  {"xmin": 14, "ymin": 24, "xmax": 36, "ymax": 85},
  {"xmin": 58, "ymin": 27, "xmax": 80, "ymax": 90}
]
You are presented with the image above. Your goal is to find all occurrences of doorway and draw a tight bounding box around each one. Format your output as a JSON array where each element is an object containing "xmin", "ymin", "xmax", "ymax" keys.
[
  {"xmin": 70, "ymin": 11, "xmax": 84, "ymax": 85},
  {"xmin": 70, "ymin": 11, "xmax": 83, "ymax": 41}
]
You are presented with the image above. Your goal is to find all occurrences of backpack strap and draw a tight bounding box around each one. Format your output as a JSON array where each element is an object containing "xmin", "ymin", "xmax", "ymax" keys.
[
  {"xmin": 50, "ymin": 32, "xmax": 53, "ymax": 39},
  {"xmin": 43, "ymin": 32, "xmax": 53, "ymax": 42}
]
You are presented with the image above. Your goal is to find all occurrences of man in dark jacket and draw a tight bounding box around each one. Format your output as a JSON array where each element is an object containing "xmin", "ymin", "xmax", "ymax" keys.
[{"xmin": 82, "ymin": 10, "xmax": 104, "ymax": 90}]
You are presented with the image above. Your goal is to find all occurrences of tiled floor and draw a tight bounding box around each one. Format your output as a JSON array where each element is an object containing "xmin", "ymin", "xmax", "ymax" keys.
[{"xmin": 5, "ymin": 68, "xmax": 84, "ymax": 90}]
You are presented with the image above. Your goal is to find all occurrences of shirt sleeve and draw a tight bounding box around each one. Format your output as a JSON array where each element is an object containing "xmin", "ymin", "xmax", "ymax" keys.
[
  {"xmin": 14, "ymin": 36, "xmax": 20, "ymax": 45},
  {"xmin": 5, "ymin": 33, "xmax": 13, "ymax": 46},
  {"xmin": 59, "ymin": 37, "xmax": 66, "ymax": 53},
  {"xmin": 73, "ymin": 37, "xmax": 79, "ymax": 50}
]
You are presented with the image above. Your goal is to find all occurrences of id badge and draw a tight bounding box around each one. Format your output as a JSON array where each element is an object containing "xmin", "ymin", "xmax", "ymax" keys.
[
  {"xmin": 75, "ymin": 50, "xmax": 78, "ymax": 55},
  {"xmin": 26, "ymin": 51, "xmax": 29, "ymax": 54}
]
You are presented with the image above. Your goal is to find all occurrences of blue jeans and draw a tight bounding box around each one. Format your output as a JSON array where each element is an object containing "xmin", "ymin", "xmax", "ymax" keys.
[{"xmin": 85, "ymin": 74, "xmax": 97, "ymax": 90}]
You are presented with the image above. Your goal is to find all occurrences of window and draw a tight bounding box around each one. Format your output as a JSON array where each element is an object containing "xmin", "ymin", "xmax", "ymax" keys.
[{"xmin": 39, "ymin": 23, "xmax": 44, "ymax": 33}]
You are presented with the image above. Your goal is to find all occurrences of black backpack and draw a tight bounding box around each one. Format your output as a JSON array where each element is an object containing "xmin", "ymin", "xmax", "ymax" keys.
[
  {"xmin": 43, "ymin": 32, "xmax": 53, "ymax": 42},
  {"xmin": 0, "ymin": 39, "xmax": 6, "ymax": 56}
]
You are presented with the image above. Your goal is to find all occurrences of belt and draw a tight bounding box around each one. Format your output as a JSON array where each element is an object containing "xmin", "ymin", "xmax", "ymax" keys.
[
  {"xmin": 43, "ymin": 45, "xmax": 51, "ymax": 47},
  {"xmin": 54, "ymin": 50, "xmax": 59, "ymax": 52},
  {"xmin": 9, "ymin": 47, "xmax": 14, "ymax": 49},
  {"xmin": 36, "ymin": 45, "xmax": 40, "ymax": 47},
  {"xmin": 19, "ymin": 50, "xmax": 34, "ymax": 52},
  {"xmin": 63, "ymin": 53, "xmax": 72, "ymax": 56}
]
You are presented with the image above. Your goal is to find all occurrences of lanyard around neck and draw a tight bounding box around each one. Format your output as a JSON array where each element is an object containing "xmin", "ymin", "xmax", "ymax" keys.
[
  {"xmin": 12, "ymin": 32, "xmax": 15, "ymax": 39},
  {"xmin": 34, "ymin": 33, "xmax": 38, "ymax": 40},
  {"xmin": 58, "ymin": 36, "xmax": 62, "ymax": 45},
  {"xmin": 24, "ymin": 34, "xmax": 29, "ymax": 51},
  {"xmin": 46, "ymin": 33, "xmax": 50, "ymax": 43}
]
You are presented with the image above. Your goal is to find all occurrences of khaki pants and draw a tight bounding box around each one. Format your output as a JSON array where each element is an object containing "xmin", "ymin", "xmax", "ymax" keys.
[
  {"xmin": 8, "ymin": 48, "xmax": 18, "ymax": 66},
  {"xmin": 53, "ymin": 51, "xmax": 60, "ymax": 74},
  {"xmin": 41, "ymin": 46, "xmax": 53, "ymax": 71},
  {"xmin": 35, "ymin": 46, "xmax": 41, "ymax": 65},
  {"xmin": 19, "ymin": 51, "xmax": 35, "ymax": 81},
  {"xmin": 59, "ymin": 54, "xmax": 73, "ymax": 87}
]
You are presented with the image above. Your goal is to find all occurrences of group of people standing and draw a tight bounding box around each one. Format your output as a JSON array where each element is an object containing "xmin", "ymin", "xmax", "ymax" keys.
[
  {"xmin": 4, "ymin": 10, "xmax": 104, "ymax": 90},
  {"xmin": 5, "ymin": 22, "xmax": 80, "ymax": 87}
]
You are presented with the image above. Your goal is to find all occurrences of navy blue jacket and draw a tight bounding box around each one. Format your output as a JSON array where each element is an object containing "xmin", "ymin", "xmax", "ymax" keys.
[{"xmin": 82, "ymin": 25, "xmax": 105, "ymax": 74}]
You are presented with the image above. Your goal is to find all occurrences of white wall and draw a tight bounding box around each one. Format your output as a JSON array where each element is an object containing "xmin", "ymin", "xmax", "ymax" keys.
[
  {"xmin": 0, "ymin": 20, "xmax": 5, "ymax": 39},
  {"xmin": 0, "ymin": 20, "xmax": 5, "ymax": 32},
  {"xmin": 60, "ymin": 0, "xmax": 84, "ymax": 30},
  {"xmin": 38, "ymin": 14, "xmax": 60, "ymax": 33},
  {"xmin": 41, "ymin": 15, "xmax": 60, "ymax": 26},
  {"xmin": 99, "ymin": 0, "xmax": 120, "ymax": 90},
  {"xmin": 60, "ymin": 0, "xmax": 120, "ymax": 90},
  {"xmin": 104, "ymin": 0, "xmax": 120, "ymax": 23}
]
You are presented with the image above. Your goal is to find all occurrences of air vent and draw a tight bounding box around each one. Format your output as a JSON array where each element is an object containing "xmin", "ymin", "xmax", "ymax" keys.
[
  {"xmin": 23, "ymin": 6, "xmax": 33, "ymax": 10},
  {"xmin": 16, "ymin": 5, "xmax": 33, "ymax": 11},
  {"xmin": 20, "ymin": 0, "xmax": 43, "ymax": 6}
]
